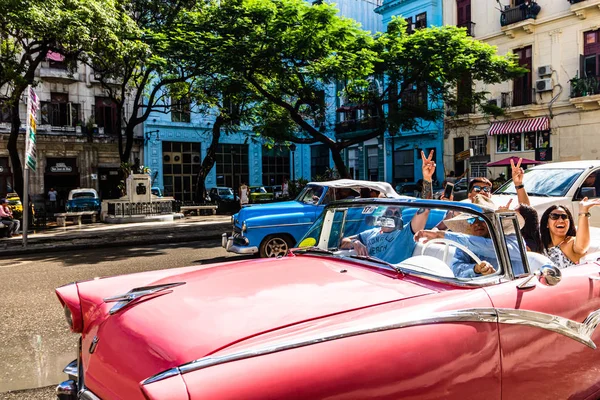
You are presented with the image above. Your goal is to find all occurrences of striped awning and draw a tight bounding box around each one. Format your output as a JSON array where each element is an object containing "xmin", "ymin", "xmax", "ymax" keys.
[{"xmin": 488, "ymin": 117, "xmax": 549, "ymax": 135}]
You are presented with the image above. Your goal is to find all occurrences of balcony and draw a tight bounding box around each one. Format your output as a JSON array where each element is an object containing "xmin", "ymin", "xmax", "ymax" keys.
[
  {"xmin": 457, "ymin": 21, "xmax": 476, "ymax": 37},
  {"xmin": 39, "ymin": 67, "xmax": 80, "ymax": 84},
  {"xmin": 334, "ymin": 117, "xmax": 382, "ymax": 139},
  {"xmin": 500, "ymin": 3, "xmax": 540, "ymax": 36},
  {"xmin": 569, "ymin": 76, "xmax": 600, "ymax": 109},
  {"xmin": 569, "ymin": 0, "xmax": 600, "ymax": 19}
]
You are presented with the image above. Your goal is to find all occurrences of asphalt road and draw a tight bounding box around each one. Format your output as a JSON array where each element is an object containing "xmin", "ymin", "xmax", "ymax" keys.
[{"xmin": 0, "ymin": 240, "xmax": 251, "ymax": 399}]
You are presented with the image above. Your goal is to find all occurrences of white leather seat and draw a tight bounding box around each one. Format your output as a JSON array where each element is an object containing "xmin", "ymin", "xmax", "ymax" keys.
[
  {"xmin": 393, "ymin": 242, "xmax": 457, "ymax": 278},
  {"xmin": 412, "ymin": 241, "xmax": 456, "ymax": 267}
]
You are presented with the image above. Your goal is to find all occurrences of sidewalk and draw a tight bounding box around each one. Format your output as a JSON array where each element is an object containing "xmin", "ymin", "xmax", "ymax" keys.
[{"xmin": 0, "ymin": 215, "xmax": 232, "ymax": 256}]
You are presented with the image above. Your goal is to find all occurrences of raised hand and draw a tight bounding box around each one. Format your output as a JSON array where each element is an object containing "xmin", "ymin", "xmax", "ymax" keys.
[
  {"xmin": 510, "ymin": 157, "xmax": 525, "ymax": 186},
  {"xmin": 421, "ymin": 150, "xmax": 436, "ymax": 182},
  {"xmin": 414, "ymin": 229, "xmax": 444, "ymax": 243},
  {"xmin": 498, "ymin": 198, "xmax": 513, "ymax": 212},
  {"xmin": 580, "ymin": 197, "xmax": 600, "ymax": 213}
]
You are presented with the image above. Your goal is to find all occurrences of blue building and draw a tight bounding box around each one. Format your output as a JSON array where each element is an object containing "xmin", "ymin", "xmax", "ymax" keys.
[
  {"xmin": 374, "ymin": 0, "xmax": 446, "ymax": 190},
  {"xmin": 143, "ymin": 0, "xmax": 445, "ymax": 201}
]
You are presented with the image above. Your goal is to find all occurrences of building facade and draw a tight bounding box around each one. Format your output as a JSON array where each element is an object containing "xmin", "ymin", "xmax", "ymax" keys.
[
  {"xmin": 443, "ymin": 0, "xmax": 600, "ymax": 179},
  {"xmin": 143, "ymin": 0, "xmax": 389, "ymax": 200},
  {"xmin": 375, "ymin": 0, "xmax": 446, "ymax": 189},
  {"xmin": 0, "ymin": 53, "xmax": 140, "ymax": 206}
]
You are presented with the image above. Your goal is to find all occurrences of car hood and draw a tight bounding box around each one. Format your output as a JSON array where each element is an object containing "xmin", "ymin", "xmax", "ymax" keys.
[
  {"xmin": 237, "ymin": 200, "xmax": 310, "ymax": 218},
  {"xmin": 78, "ymin": 256, "xmax": 435, "ymax": 385}
]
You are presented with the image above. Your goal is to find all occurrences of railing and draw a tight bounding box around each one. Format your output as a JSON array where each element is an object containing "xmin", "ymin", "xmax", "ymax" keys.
[
  {"xmin": 335, "ymin": 117, "xmax": 382, "ymax": 134},
  {"xmin": 107, "ymin": 200, "xmax": 173, "ymax": 217},
  {"xmin": 457, "ymin": 21, "xmax": 476, "ymax": 37},
  {"xmin": 500, "ymin": 3, "xmax": 541, "ymax": 26},
  {"xmin": 570, "ymin": 76, "xmax": 600, "ymax": 98}
]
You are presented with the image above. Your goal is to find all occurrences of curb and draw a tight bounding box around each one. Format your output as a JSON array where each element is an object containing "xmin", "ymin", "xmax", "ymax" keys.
[{"xmin": 2, "ymin": 225, "xmax": 230, "ymax": 257}]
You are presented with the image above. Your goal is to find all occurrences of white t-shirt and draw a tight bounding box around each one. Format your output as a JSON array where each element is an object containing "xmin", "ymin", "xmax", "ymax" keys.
[
  {"xmin": 240, "ymin": 185, "xmax": 249, "ymax": 204},
  {"xmin": 48, "ymin": 190, "xmax": 57, "ymax": 201}
]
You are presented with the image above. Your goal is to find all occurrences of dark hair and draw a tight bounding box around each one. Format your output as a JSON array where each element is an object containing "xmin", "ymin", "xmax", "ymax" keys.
[
  {"xmin": 540, "ymin": 205, "xmax": 577, "ymax": 249},
  {"xmin": 468, "ymin": 177, "xmax": 492, "ymax": 193},
  {"xmin": 517, "ymin": 204, "xmax": 543, "ymax": 253}
]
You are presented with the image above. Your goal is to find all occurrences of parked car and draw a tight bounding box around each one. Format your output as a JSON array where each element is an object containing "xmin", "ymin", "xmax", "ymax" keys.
[
  {"xmin": 222, "ymin": 179, "xmax": 444, "ymax": 258},
  {"xmin": 248, "ymin": 186, "xmax": 274, "ymax": 203},
  {"xmin": 5, "ymin": 192, "xmax": 23, "ymax": 214},
  {"xmin": 55, "ymin": 197, "xmax": 600, "ymax": 400},
  {"xmin": 65, "ymin": 188, "xmax": 101, "ymax": 212},
  {"xmin": 208, "ymin": 187, "xmax": 239, "ymax": 212},
  {"xmin": 493, "ymin": 160, "xmax": 600, "ymax": 226},
  {"xmin": 151, "ymin": 187, "xmax": 163, "ymax": 197}
]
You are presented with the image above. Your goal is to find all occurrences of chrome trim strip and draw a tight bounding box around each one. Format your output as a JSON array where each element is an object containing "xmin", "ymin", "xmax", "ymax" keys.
[
  {"xmin": 248, "ymin": 222, "xmax": 313, "ymax": 230},
  {"xmin": 89, "ymin": 336, "xmax": 99, "ymax": 354},
  {"xmin": 143, "ymin": 307, "xmax": 600, "ymax": 384},
  {"xmin": 104, "ymin": 282, "xmax": 186, "ymax": 315}
]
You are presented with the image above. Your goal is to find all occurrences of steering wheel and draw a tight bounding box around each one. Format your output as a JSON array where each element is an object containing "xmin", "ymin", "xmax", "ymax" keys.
[{"xmin": 421, "ymin": 238, "xmax": 483, "ymax": 265}]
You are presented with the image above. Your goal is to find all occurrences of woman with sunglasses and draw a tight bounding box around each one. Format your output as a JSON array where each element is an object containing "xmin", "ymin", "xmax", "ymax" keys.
[{"xmin": 540, "ymin": 197, "xmax": 600, "ymax": 268}]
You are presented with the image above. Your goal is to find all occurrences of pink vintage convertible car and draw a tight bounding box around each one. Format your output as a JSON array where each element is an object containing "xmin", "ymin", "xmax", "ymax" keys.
[{"xmin": 55, "ymin": 198, "xmax": 600, "ymax": 400}]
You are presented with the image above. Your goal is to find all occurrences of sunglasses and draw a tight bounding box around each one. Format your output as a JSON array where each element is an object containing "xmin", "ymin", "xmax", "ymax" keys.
[
  {"xmin": 385, "ymin": 211, "xmax": 401, "ymax": 217},
  {"xmin": 549, "ymin": 213, "xmax": 569, "ymax": 221},
  {"xmin": 471, "ymin": 185, "xmax": 491, "ymax": 194},
  {"xmin": 467, "ymin": 217, "xmax": 486, "ymax": 225}
]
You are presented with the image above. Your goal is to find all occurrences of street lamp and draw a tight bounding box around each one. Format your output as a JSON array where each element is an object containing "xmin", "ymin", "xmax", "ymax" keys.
[
  {"xmin": 389, "ymin": 130, "xmax": 397, "ymax": 187},
  {"xmin": 289, "ymin": 143, "xmax": 297, "ymax": 182}
]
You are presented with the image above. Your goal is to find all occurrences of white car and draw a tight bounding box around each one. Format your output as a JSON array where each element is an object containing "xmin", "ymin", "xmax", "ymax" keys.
[{"xmin": 492, "ymin": 160, "xmax": 600, "ymax": 251}]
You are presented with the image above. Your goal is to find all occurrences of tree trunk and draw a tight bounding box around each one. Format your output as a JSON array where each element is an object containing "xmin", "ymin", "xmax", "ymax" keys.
[
  {"xmin": 8, "ymin": 98, "xmax": 24, "ymax": 200},
  {"xmin": 194, "ymin": 115, "xmax": 224, "ymax": 202},
  {"xmin": 329, "ymin": 143, "xmax": 349, "ymax": 179},
  {"xmin": 122, "ymin": 123, "xmax": 135, "ymax": 163}
]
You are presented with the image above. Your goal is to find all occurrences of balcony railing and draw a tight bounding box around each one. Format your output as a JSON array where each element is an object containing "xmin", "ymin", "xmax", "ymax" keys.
[
  {"xmin": 457, "ymin": 21, "xmax": 476, "ymax": 37},
  {"xmin": 335, "ymin": 117, "xmax": 381, "ymax": 135},
  {"xmin": 500, "ymin": 3, "xmax": 541, "ymax": 27},
  {"xmin": 570, "ymin": 76, "xmax": 600, "ymax": 98}
]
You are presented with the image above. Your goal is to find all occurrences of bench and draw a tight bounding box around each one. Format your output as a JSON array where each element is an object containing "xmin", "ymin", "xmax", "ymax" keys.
[
  {"xmin": 180, "ymin": 205, "xmax": 217, "ymax": 216},
  {"xmin": 54, "ymin": 211, "xmax": 98, "ymax": 227}
]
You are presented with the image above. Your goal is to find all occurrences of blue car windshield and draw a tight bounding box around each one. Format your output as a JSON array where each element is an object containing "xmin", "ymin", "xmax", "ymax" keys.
[
  {"xmin": 296, "ymin": 185, "xmax": 325, "ymax": 204},
  {"xmin": 72, "ymin": 193, "xmax": 96, "ymax": 199},
  {"xmin": 495, "ymin": 168, "xmax": 584, "ymax": 197}
]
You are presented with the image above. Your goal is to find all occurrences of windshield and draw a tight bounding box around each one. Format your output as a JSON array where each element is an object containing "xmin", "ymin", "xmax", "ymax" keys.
[
  {"xmin": 296, "ymin": 184, "xmax": 326, "ymax": 204},
  {"xmin": 218, "ymin": 188, "xmax": 233, "ymax": 196},
  {"xmin": 251, "ymin": 187, "xmax": 267, "ymax": 194},
  {"xmin": 495, "ymin": 168, "xmax": 584, "ymax": 197},
  {"xmin": 295, "ymin": 201, "xmax": 535, "ymax": 282},
  {"xmin": 72, "ymin": 192, "xmax": 96, "ymax": 199}
]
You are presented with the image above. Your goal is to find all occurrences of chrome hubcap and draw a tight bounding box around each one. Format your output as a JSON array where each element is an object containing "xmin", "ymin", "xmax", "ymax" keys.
[{"xmin": 265, "ymin": 237, "xmax": 289, "ymax": 257}]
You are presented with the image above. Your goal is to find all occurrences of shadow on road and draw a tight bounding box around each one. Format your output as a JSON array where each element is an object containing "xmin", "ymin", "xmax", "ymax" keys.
[{"xmin": 3, "ymin": 240, "xmax": 224, "ymax": 267}]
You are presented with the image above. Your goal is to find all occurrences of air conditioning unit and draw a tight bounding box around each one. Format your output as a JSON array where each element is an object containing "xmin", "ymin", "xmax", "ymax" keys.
[
  {"xmin": 536, "ymin": 78, "xmax": 553, "ymax": 93},
  {"xmin": 538, "ymin": 65, "xmax": 552, "ymax": 77},
  {"xmin": 487, "ymin": 99, "xmax": 499, "ymax": 107}
]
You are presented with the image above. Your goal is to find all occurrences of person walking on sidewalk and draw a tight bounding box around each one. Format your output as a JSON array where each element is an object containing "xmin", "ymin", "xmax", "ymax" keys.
[
  {"xmin": 48, "ymin": 187, "xmax": 58, "ymax": 212},
  {"xmin": 239, "ymin": 182, "xmax": 249, "ymax": 207},
  {"xmin": 0, "ymin": 198, "xmax": 20, "ymax": 238}
]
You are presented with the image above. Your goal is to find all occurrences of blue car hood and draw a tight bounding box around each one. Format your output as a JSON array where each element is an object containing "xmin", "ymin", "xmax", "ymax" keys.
[{"xmin": 237, "ymin": 200, "xmax": 315, "ymax": 220}]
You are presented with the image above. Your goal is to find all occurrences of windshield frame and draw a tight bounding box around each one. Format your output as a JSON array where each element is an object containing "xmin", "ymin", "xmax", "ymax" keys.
[
  {"xmin": 293, "ymin": 198, "xmax": 529, "ymax": 288},
  {"xmin": 495, "ymin": 168, "xmax": 585, "ymax": 197}
]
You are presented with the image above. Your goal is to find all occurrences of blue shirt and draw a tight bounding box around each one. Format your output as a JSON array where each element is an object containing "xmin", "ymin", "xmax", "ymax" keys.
[
  {"xmin": 357, "ymin": 224, "xmax": 416, "ymax": 264},
  {"xmin": 445, "ymin": 232, "xmax": 525, "ymax": 278}
]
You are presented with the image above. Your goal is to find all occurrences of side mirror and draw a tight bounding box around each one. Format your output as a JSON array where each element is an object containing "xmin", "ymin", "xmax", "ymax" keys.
[
  {"xmin": 537, "ymin": 265, "xmax": 562, "ymax": 286},
  {"xmin": 579, "ymin": 187, "xmax": 597, "ymax": 200}
]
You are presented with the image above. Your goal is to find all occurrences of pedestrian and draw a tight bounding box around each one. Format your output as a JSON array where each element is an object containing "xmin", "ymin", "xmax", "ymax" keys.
[
  {"xmin": 239, "ymin": 182, "xmax": 249, "ymax": 207},
  {"xmin": 0, "ymin": 198, "xmax": 20, "ymax": 238},
  {"xmin": 48, "ymin": 187, "xmax": 58, "ymax": 212},
  {"xmin": 282, "ymin": 177, "xmax": 289, "ymax": 198}
]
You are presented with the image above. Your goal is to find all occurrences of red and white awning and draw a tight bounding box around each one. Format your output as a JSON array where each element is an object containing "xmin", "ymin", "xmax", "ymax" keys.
[{"xmin": 488, "ymin": 117, "xmax": 549, "ymax": 135}]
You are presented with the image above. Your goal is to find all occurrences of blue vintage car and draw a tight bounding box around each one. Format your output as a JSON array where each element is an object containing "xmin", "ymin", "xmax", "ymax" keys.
[
  {"xmin": 222, "ymin": 179, "xmax": 446, "ymax": 258},
  {"xmin": 65, "ymin": 188, "xmax": 101, "ymax": 212}
]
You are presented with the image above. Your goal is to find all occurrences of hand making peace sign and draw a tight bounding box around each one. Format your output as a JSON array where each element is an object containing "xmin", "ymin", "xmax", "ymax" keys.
[
  {"xmin": 421, "ymin": 150, "xmax": 436, "ymax": 182},
  {"xmin": 510, "ymin": 157, "xmax": 525, "ymax": 187}
]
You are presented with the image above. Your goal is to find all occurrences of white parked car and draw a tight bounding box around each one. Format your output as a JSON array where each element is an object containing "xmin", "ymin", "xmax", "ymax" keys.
[{"xmin": 492, "ymin": 160, "xmax": 600, "ymax": 251}]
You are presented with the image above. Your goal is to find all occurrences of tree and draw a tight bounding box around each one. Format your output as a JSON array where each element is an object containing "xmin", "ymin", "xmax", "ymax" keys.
[
  {"xmin": 200, "ymin": 0, "xmax": 525, "ymax": 177},
  {"xmin": 0, "ymin": 0, "xmax": 130, "ymax": 199},
  {"xmin": 88, "ymin": 0, "xmax": 204, "ymax": 163}
]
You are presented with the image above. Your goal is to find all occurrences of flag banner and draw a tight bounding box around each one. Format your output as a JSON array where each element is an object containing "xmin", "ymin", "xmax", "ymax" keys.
[{"xmin": 25, "ymin": 86, "xmax": 38, "ymax": 172}]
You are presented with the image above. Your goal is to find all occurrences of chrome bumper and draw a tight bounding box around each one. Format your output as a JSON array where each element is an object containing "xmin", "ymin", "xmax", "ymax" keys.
[
  {"xmin": 57, "ymin": 342, "xmax": 101, "ymax": 400},
  {"xmin": 222, "ymin": 232, "xmax": 258, "ymax": 254}
]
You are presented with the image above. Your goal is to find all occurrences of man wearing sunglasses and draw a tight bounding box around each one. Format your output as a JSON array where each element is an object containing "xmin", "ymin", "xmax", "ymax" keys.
[{"xmin": 467, "ymin": 177, "xmax": 493, "ymax": 201}]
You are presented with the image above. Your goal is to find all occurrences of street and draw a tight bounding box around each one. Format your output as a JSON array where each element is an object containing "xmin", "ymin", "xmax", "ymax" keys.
[{"xmin": 0, "ymin": 240, "xmax": 249, "ymax": 399}]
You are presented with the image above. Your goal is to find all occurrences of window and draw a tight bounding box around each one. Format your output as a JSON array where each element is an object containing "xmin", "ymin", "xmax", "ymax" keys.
[
  {"xmin": 171, "ymin": 96, "xmax": 191, "ymax": 123},
  {"xmin": 311, "ymin": 145, "xmax": 329, "ymax": 179},
  {"xmin": 405, "ymin": 17, "xmax": 413, "ymax": 34},
  {"xmin": 348, "ymin": 148, "xmax": 359, "ymax": 180},
  {"xmin": 513, "ymin": 46, "xmax": 532, "ymax": 106},
  {"xmin": 367, "ymin": 146, "xmax": 379, "ymax": 181},
  {"xmin": 262, "ymin": 146, "xmax": 290, "ymax": 187},
  {"xmin": 415, "ymin": 12, "xmax": 427, "ymax": 29},
  {"xmin": 469, "ymin": 135, "xmax": 487, "ymax": 156},
  {"xmin": 95, "ymin": 97, "xmax": 117, "ymax": 134},
  {"xmin": 582, "ymin": 29, "xmax": 600, "ymax": 77},
  {"xmin": 41, "ymin": 93, "xmax": 80, "ymax": 127},
  {"xmin": 215, "ymin": 144, "xmax": 249, "ymax": 190},
  {"xmin": 395, "ymin": 149, "xmax": 414, "ymax": 182},
  {"xmin": 457, "ymin": 0, "xmax": 472, "ymax": 36},
  {"xmin": 496, "ymin": 132, "xmax": 550, "ymax": 153},
  {"xmin": 471, "ymin": 163, "xmax": 487, "ymax": 178},
  {"xmin": 162, "ymin": 141, "xmax": 201, "ymax": 201},
  {"xmin": 0, "ymin": 101, "xmax": 11, "ymax": 123},
  {"xmin": 401, "ymin": 82, "xmax": 428, "ymax": 109}
]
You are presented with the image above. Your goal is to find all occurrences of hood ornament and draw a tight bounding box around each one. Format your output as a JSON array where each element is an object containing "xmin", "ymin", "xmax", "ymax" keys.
[{"xmin": 104, "ymin": 282, "xmax": 186, "ymax": 315}]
